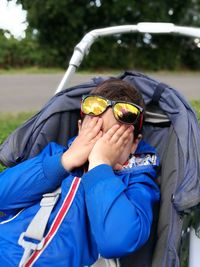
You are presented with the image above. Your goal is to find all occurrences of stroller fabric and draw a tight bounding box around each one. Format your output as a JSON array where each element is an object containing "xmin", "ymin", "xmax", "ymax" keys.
[{"xmin": 0, "ymin": 71, "xmax": 200, "ymax": 267}]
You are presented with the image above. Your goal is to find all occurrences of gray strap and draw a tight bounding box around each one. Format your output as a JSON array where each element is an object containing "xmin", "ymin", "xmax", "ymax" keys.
[
  {"xmin": 24, "ymin": 187, "xmax": 61, "ymax": 241},
  {"xmin": 91, "ymin": 257, "xmax": 120, "ymax": 267},
  {"xmin": 18, "ymin": 187, "xmax": 61, "ymax": 267},
  {"xmin": 145, "ymin": 110, "xmax": 170, "ymax": 124},
  {"xmin": 151, "ymin": 82, "xmax": 166, "ymax": 104}
]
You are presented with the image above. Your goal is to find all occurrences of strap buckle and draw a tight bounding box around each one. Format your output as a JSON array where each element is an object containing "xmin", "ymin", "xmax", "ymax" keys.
[{"xmin": 18, "ymin": 232, "xmax": 44, "ymax": 267}]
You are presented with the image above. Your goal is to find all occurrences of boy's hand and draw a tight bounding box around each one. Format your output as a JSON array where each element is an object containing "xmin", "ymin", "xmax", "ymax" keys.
[
  {"xmin": 61, "ymin": 117, "xmax": 103, "ymax": 171},
  {"xmin": 88, "ymin": 124, "xmax": 133, "ymax": 170}
]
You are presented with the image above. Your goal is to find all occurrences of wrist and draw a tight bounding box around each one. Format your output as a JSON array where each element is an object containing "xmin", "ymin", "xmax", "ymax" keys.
[
  {"xmin": 61, "ymin": 152, "xmax": 76, "ymax": 172},
  {"xmin": 88, "ymin": 158, "xmax": 111, "ymax": 171}
]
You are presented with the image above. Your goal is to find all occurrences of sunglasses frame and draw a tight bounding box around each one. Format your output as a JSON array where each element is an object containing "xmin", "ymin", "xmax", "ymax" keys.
[{"xmin": 81, "ymin": 94, "xmax": 144, "ymax": 125}]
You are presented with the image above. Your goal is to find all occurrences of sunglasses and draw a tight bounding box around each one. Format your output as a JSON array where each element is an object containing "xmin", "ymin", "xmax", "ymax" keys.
[{"xmin": 81, "ymin": 95, "xmax": 143, "ymax": 125}]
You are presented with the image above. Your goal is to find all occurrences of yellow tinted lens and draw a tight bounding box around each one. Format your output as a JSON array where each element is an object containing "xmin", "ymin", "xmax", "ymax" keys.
[
  {"xmin": 114, "ymin": 103, "xmax": 140, "ymax": 124},
  {"xmin": 82, "ymin": 96, "xmax": 108, "ymax": 116}
]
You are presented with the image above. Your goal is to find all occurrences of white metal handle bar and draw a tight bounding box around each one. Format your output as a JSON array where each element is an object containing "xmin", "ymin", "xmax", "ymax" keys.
[{"xmin": 55, "ymin": 23, "xmax": 200, "ymax": 94}]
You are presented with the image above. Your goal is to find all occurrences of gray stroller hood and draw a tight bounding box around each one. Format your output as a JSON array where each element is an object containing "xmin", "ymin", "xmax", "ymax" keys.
[
  {"xmin": 0, "ymin": 71, "xmax": 200, "ymax": 267},
  {"xmin": 122, "ymin": 71, "xmax": 200, "ymax": 212}
]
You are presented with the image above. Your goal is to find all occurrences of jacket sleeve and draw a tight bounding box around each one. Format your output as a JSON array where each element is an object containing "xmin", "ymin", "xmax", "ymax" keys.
[
  {"xmin": 81, "ymin": 164, "xmax": 160, "ymax": 258},
  {"xmin": 0, "ymin": 142, "xmax": 69, "ymax": 214}
]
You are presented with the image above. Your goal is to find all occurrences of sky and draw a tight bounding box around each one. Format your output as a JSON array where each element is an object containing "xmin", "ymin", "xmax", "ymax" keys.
[{"xmin": 0, "ymin": 0, "xmax": 27, "ymax": 38}]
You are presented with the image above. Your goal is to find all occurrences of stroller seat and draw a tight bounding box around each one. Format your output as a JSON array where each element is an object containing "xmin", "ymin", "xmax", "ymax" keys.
[{"xmin": 0, "ymin": 71, "xmax": 200, "ymax": 267}]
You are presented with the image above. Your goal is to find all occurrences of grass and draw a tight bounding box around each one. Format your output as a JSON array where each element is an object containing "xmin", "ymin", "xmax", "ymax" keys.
[
  {"xmin": 0, "ymin": 112, "xmax": 35, "ymax": 171},
  {"xmin": 0, "ymin": 112, "xmax": 35, "ymax": 145},
  {"xmin": 191, "ymin": 100, "xmax": 200, "ymax": 123},
  {"xmin": 0, "ymin": 67, "xmax": 65, "ymax": 74}
]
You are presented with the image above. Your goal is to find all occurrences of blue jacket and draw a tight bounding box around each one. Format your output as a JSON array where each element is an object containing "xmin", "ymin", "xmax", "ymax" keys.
[{"xmin": 0, "ymin": 140, "xmax": 160, "ymax": 267}]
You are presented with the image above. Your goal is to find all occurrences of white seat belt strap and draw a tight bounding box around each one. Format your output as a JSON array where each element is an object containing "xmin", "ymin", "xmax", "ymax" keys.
[
  {"xmin": 18, "ymin": 187, "xmax": 61, "ymax": 267},
  {"xmin": 18, "ymin": 176, "xmax": 81, "ymax": 267}
]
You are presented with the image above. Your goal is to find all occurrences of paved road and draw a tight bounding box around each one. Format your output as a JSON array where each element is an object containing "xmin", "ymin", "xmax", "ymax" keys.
[{"xmin": 0, "ymin": 72, "xmax": 200, "ymax": 112}]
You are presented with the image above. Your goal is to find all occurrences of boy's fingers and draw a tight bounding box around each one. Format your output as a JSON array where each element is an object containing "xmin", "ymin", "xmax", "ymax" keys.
[
  {"xmin": 116, "ymin": 126, "xmax": 133, "ymax": 144},
  {"xmin": 93, "ymin": 130, "xmax": 103, "ymax": 142},
  {"xmin": 82, "ymin": 116, "xmax": 98, "ymax": 129},
  {"xmin": 87, "ymin": 118, "xmax": 103, "ymax": 139},
  {"xmin": 81, "ymin": 117, "xmax": 102, "ymax": 137},
  {"xmin": 81, "ymin": 116, "xmax": 92, "ymax": 128},
  {"xmin": 109, "ymin": 125, "xmax": 132, "ymax": 143},
  {"xmin": 88, "ymin": 116, "xmax": 100, "ymax": 127},
  {"xmin": 104, "ymin": 124, "xmax": 121, "ymax": 139}
]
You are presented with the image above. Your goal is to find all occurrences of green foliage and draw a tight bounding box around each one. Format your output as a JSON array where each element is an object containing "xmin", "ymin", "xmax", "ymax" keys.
[
  {"xmin": 191, "ymin": 100, "xmax": 200, "ymax": 124},
  {"xmin": 0, "ymin": 30, "xmax": 36, "ymax": 68},
  {"xmin": 0, "ymin": 29, "xmax": 60, "ymax": 68},
  {"xmin": 2, "ymin": 0, "xmax": 200, "ymax": 70}
]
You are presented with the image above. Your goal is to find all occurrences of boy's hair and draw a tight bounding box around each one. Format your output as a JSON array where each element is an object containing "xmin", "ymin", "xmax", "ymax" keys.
[{"xmin": 90, "ymin": 78, "xmax": 145, "ymax": 138}]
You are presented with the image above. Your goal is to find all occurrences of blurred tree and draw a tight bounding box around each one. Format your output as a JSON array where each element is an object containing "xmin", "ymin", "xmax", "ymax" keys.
[
  {"xmin": 7, "ymin": 0, "xmax": 200, "ymax": 69},
  {"xmin": 0, "ymin": 29, "xmax": 57, "ymax": 68}
]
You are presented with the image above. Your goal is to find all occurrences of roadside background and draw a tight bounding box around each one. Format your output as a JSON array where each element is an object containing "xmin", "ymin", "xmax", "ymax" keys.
[
  {"xmin": 0, "ymin": 2, "xmax": 199, "ymax": 112},
  {"xmin": 0, "ymin": 71, "xmax": 200, "ymax": 112}
]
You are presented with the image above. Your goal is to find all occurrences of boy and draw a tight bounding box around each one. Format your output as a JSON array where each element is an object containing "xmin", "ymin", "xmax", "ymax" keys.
[{"xmin": 0, "ymin": 79, "xmax": 160, "ymax": 267}]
